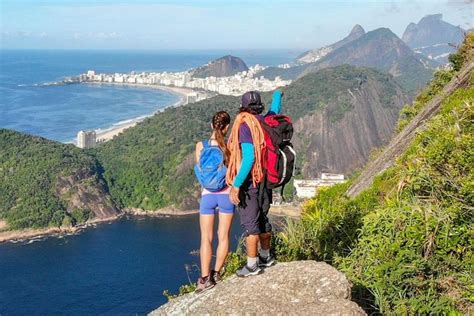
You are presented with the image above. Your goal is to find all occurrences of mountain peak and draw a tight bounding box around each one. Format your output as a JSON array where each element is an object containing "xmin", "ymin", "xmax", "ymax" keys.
[
  {"xmin": 350, "ymin": 24, "xmax": 365, "ymax": 36},
  {"xmin": 191, "ymin": 55, "xmax": 248, "ymax": 78},
  {"xmin": 401, "ymin": 13, "xmax": 465, "ymax": 61},
  {"xmin": 420, "ymin": 13, "xmax": 443, "ymax": 22},
  {"xmin": 367, "ymin": 27, "xmax": 399, "ymax": 40}
]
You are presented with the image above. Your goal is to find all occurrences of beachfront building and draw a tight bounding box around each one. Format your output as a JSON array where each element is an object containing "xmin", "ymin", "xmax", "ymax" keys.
[
  {"xmin": 77, "ymin": 130, "xmax": 97, "ymax": 149},
  {"xmin": 293, "ymin": 173, "xmax": 346, "ymax": 199},
  {"xmin": 79, "ymin": 64, "xmax": 291, "ymax": 97}
]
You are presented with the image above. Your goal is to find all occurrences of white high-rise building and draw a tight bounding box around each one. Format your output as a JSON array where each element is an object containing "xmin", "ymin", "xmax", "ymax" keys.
[{"xmin": 77, "ymin": 131, "xmax": 97, "ymax": 149}]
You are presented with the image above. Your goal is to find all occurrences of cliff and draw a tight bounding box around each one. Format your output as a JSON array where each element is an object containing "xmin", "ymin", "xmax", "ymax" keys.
[
  {"xmin": 0, "ymin": 129, "xmax": 119, "ymax": 231},
  {"xmin": 347, "ymin": 56, "xmax": 474, "ymax": 198},
  {"xmin": 191, "ymin": 55, "xmax": 248, "ymax": 78},
  {"xmin": 150, "ymin": 261, "xmax": 365, "ymax": 315},
  {"xmin": 285, "ymin": 65, "xmax": 408, "ymax": 177}
]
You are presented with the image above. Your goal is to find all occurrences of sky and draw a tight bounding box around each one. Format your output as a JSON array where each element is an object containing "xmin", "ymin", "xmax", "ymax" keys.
[{"xmin": 0, "ymin": 0, "xmax": 472, "ymax": 50}]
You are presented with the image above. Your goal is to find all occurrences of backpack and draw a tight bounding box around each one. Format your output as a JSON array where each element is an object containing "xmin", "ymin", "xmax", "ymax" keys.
[
  {"xmin": 194, "ymin": 140, "xmax": 227, "ymax": 192},
  {"xmin": 260, "ymin": 115, "xmax": 296, "ymax": 193}
]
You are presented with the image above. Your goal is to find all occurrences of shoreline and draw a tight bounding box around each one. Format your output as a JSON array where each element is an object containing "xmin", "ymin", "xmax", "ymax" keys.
[
  {"xmin": 0, "ymin": 214, "xmax": 121, "ymax": 244},
  {"xmin": 0, "ymin": 204, "xmax": 301, "ymax": 245},
  {"xmin": 74, "ymin": 82, "xmax": 207, "ymax": 143}
]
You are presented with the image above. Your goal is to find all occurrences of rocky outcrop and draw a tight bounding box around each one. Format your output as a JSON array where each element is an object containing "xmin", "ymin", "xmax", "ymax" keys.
[
  {"xmin": 151, "ymin": 261, "xmax": 365, "ymax": 315},
  {"xmin": 191, "ymin": 55, "xmax": 248, "ymax": 78},
  {"xmin": 56, "ymin": 169, "xmax": 120, "ymax": 219}
]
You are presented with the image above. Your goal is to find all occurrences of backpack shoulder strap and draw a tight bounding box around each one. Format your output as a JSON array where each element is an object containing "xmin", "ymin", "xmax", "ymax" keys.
[{"xmin": 202, "ymin": 139, "xmax": 210, "ymax": 148}]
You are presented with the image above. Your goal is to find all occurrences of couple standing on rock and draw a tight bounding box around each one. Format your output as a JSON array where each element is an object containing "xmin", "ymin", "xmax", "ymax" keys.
[{"xmin": 194, "ymin": 89, "xmax": 295, "ymax": 292}]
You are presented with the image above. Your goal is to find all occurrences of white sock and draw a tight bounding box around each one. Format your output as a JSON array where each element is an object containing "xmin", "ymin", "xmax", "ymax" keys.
[
  {"xmin": 260, "ymin": 248, "xmax": 270, "ymax": 258},
  {"xmin": 247, "ymin": 256, "xmax": 258, "ymax": 267}
]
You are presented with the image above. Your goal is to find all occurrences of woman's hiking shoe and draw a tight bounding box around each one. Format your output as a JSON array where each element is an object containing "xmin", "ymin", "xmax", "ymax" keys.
[
  {"xmin": 236, "ymin": 264, "xmax": 263, "ymax": 278},
  {"xmin": 211, "ymin": 270, "xmax": 222, "ymax": 283},
  {"xmin": 258, "ymin": 254, "xmax": 276, "ymax": 267},
  {"xmin": 195, "ymin": 276, "xmax": 215, "ymax": 294}
]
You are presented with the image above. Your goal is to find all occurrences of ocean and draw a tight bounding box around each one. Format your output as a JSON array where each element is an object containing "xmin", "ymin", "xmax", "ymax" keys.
[
  {"xmin": 0, "ymin": 49, "xmax": 300, "ymax": 142},
  {"xmin": 0, "ymin": 49, "xmax": 299, "ymax": 315},
  {"xmin": 0, "ymin": 217, "xmax": 243, "ymax": 315}
]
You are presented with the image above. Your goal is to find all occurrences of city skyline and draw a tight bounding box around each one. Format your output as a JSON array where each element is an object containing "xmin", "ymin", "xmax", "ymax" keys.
[{"xmin": 1, "ymin": 0, "xmax": 472, "ymax": 50}]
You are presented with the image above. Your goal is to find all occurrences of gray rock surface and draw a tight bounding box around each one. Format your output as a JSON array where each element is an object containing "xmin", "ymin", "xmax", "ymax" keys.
[
  {"xmin": 150, "ymin": 261, "xmax": 366, "ymax": 315},
  {"xmin": 347, "ymin": 60, "xmax": 474, "ymax": 198}
]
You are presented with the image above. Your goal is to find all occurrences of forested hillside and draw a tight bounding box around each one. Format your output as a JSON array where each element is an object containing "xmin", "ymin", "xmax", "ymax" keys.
[
  {"xmin": 95, "ymin": 65, "xmax": 406, "ymax": 211},
  {"xmin": 0, "ymin": 130, "xmax": 118, "ymax": 230},
  {"xmin": 275, "ymin": 33, "xmax": 473, "ymax": 314}
]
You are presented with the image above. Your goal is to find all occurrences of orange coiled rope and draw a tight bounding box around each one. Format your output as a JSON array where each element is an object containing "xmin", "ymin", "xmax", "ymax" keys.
[{"xmin": 226, "ymin": 112, "xmax": 266, "ymax": 187}]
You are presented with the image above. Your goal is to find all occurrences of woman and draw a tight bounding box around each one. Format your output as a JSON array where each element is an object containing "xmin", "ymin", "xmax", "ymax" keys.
[{"xmin": 194, "ymin": 111, "xmax": 234, "ymax": 293}]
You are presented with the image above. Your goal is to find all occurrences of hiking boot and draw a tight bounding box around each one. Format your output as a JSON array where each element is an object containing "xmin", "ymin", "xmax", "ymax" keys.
[
  {"xmin": 211, "ymin": 270, "xmax": 222, "ymax": 283},
  {"xmin": 258, "ymin": 254, "xmax": 276, "ymax": 267},
  {"xmin": 236, "ymin": 264, "xmax": 263, "ymax": 278},
  {"xmin": 195, "ymin": 276, "xmax": 215, "ymax": 294}
]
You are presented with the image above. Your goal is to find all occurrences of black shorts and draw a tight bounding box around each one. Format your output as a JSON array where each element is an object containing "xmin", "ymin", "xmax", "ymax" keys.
[{"xmin": 238, "ymin": 183, "xmax": 272, "ymax": 237}]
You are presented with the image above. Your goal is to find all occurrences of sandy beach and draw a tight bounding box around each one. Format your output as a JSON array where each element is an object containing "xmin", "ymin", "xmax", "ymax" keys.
[{"xmin": 85, "ymin": 82, "xmax": 207, "ymax": 142}]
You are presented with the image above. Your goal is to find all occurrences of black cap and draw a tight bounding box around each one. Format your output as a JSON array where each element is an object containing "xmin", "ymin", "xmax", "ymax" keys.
[{"xmin": 241, "ymin": 91, "xmax": 262, "ymax": 108}]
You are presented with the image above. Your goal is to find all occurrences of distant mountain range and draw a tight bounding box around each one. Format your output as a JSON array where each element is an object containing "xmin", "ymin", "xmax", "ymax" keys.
[
  {"xmin": 300, "ymin": 27, "xmax": 434, "ymax": 93},
  {"xmin": 191, "ymin": 55, "xmax": 248, "ymax": 78},
  {"xmin": 402, "ymin": 14, "xmax": 465, "ymax": 63},
  {"xmin": 259, "ymin": 14, "xmax": 464, "ymax": 94}
]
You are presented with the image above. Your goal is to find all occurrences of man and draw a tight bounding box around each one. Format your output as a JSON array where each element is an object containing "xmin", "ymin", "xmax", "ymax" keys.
[{"xmin": 226, "ymin": 90, "xmax": 282, "ymax": 277}]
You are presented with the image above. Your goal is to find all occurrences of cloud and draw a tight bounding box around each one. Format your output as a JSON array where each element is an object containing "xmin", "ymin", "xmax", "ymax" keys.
[
  {"xmin": 0, "ymin": 31, "xmax": 48, "ymax": 39},
  {"xmin": 71, "ymin": 32, "xmax": 122, "ymax": 40},
  {"xmin": 92, "ymin": 32, "xmax": 122, "ymax": 39},
  {"xmin": 384, "ymin": 1, "xmax": 401, "ymax": 14}
]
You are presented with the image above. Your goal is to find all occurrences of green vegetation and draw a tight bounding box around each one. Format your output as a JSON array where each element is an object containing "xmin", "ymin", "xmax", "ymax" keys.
[
  {"xmin": 397, "ymin": 69, "xmax": 456, "ymax": 131},
  {"xmin": 274, "ymin": 35, "xmax": 474, "ymax": 314},
  {"xmin": 281, "ymin": 65, "xmax": 399, "ymax": 122},
  {"xmin": 0, "ymin": 129, "xmax": 101, "ymax": 229}
]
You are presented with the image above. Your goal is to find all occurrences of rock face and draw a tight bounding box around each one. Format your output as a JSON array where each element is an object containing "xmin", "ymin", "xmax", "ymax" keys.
[
  {"xmin": 347, "ymin": 59, "xmax": 474, "ymax": 198},
  {"xmin": 150, "ymin": 261, "xmax": 366, "ymax": 315},
  {"xmin": 402, "ymin": 14, "xmax": 465, "ymax": 63},
  {"xmin": 56, "ymin": 170, "xmax": 120, "ymax": 219},
  {"xmin": 300, "ymin": 28, "xmax": 434, "ymax": 93},
  {"xmin": 283, "ymin": 65, "xmax": 408, "ymax": 177},
  {"xmin": 191, "ymin": 55, "xmax": 248, "ymax": 78},
  {"xmin": 297, "ymin": 24, "xmax": 366, "ymax": 64}
]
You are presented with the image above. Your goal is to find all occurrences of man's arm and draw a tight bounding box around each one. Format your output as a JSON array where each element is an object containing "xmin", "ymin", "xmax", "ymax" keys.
[{"xmin": 267, "ymin": 90, "xmax": 283, "ymax": 115}]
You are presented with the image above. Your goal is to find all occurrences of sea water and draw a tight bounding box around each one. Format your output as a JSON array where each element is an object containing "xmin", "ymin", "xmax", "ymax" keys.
[
  {"xmin": 0, "ymin": 49, "xmax": 299, "ymax": 142},
  {"xmin": 0, "ymin": 217, "xmax": 243, "ymax": 315},
  {"xmin": 0, "ymin": 49, "xmax": 298, "ymax": 314}
]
